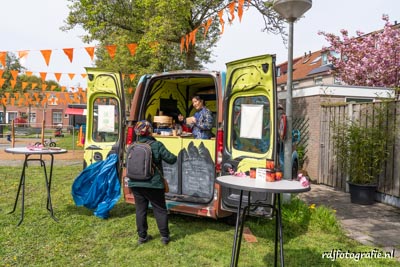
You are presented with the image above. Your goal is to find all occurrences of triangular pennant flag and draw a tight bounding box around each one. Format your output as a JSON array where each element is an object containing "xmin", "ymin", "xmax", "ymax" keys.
[
  {"xmin": 64, "ymin": 92, "xmax": 71, "ymax": 103},
  {"xmin": 14, "ymin": 92, "xmax": 20, "ymax": 99},
  {"xmin": 238, "ymin": 0, "xmax": 245, "ymax": 22},
  {"xmin": 18, "ymin": 97, "xmax": 24, "ymax": 107},
  {"xmin": 40, "ymin": 50, "xmax": 52, "ymax": 66},
  {"xmin": 22, "ymin": 82, "xmax": 28, "ymax": 90},
  {"xmin": 106, "ymin": 45, "xmax": 117, "ymax": 60},
  {"xmin": 218, "ymin": 10, "xmax": 225, "ymax": 34},
  {"xmin": 180, "ymin": 36, "xmax": 185, "ymax": 53},
  {"xmin": 18, "ymin": 50, "xmax": 29, "ymax": 59},
  {"xmin": 54, "ymin": 73, "xmax": 62, "ymax": 82},
  {"xmin": 128, "ymin": 87, "xmax": 133, "ymax": 94},
  {"xmin": 10, "ymin": 80, "xmax": 16, "ymax": 89},
  {"xmin": 1, "ymin": 98, "xmax": 7, "ymax": 106},
  {"xmin": 0, "ymin": 51, "xmax": 6, "ymax": 67},
  {"xmin": 41, "ymin": 84, "xmax": 48, "ymax": 91},
  {"xmin": 129, "ymin": 74, "xmax": 136, "ymax": 81},
  {"xmin": 228, "ymin": 2, "xmax": 235, "ymax": 24},
  {"xmin": 185, "ymin": 34, "xmax": 190, "ymax": 51},
  {"xmin": 73, "ymin": 92, "xmax": 80, "ymax": 103},
  {"xmin": 4, "ymin": 92, "xmax": 10, "ymax": 99},
  {"xmin": 25, "ymin": 71, "xmax": 33, "ymax": 77},
  {"xmin": 31, "ymin": 82, "xmax": 38, "ymax": 89},
  {"xmin": 61, "ymin": 86, "xmax": 67, "ymax": 92},
  {"xmin": 50, "ymin": 85, "xmax": 57, "ymax": 91},
  {"xmin": 68, "ymin": 73, "xmax": 75, "ymax": 80},
  {"xmin": 10, "ymin": 98, "xmax": 15, "ymax": 106},
  {"xmin": 10, "ymin": 70, "xmax": 19, "ymax": 80},
  {"xmin": 85, "ymin": 46, "xmax": 95, "ymax": 60},
  {"xmin": 39, "ymin": 72, "xmax": 47, "ymax": 82},
  {"xmin": 63, "ymin": 48, "xmax": 74, "ymax": 63},
  {"xmin": 81, "ymin": 73, "xmax": 87, "ymax": 79},
  {"xmin": 0, "ymin": 69, "xmax": 3, "ymax": 78},
  {"xmin": 190, "ymin": 28, "xmax": 198, "ymax": 45},
  {"xmin": 203, "ymin": 17, "xmax": 213, "ymax": 37},
  {"xmin": 126, "ymin": 43, "xmax": 138, "ymax": 56},
  {"xmin": 0, "ymin": 78, "xmax": 4, "ymax": 88},
  {"xmin": 34, "ymin": 92, "xmax": 40, "ymax": 102}
]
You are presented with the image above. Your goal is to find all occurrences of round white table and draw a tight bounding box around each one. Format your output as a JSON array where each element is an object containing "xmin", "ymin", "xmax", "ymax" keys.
[
  {"xmin": 217, "ymin": 175, "xmax": 311, "ymax": 267},
  {"xmin": 5, "ymin": 147, "xmax": 68, "ymax": 226}
]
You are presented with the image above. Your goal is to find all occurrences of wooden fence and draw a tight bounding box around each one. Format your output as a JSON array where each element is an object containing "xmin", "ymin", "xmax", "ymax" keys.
[{"xmin": 319, "ymin": 101, "xmax": 400, "ymax": 198}]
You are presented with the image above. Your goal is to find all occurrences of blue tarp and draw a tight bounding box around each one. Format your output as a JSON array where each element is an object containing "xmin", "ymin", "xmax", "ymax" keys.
[{"xmin": 71, "ymin": 154, "xmax": 121, "ymax": 219}]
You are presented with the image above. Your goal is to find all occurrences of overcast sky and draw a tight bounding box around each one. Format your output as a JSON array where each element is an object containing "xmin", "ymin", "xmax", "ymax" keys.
[{"xmin": 1, "ymin": 0, "xmax": 400, "ymax": 88}]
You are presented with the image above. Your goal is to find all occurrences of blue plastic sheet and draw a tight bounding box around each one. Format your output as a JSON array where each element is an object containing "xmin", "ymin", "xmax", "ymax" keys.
[{"xmin": 71, "ymin": 154, "xmax": 121, "ymax": 219}]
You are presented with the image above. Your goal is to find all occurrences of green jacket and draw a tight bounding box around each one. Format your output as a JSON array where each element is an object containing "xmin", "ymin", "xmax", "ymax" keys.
[{"xmin": 127, "ymin": 136, "xmax": 177, "ymax": 189}]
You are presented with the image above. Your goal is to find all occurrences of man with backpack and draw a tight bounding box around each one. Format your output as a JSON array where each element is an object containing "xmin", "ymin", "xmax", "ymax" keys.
[{"xmin": 127, "ymin": 120, "xmax": 177, "ymax": 245}]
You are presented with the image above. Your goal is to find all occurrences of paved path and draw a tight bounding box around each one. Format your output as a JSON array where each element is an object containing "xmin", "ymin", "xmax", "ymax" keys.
[{"xmin": 299, "ymin": 184, "xmax": 400, "ymax": 261}]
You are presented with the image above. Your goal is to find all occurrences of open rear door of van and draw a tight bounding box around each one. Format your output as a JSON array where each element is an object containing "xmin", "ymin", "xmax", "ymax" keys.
[
  {"xmin": 221, "ymin": 54, "xmax": 278, "ymax": 216},
  {"xmin": 83, "ymin": 68, "xmax": 126, "ymax": 171}
]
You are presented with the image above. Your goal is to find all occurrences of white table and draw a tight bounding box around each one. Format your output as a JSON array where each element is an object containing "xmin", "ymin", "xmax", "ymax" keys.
[
  {"xmin": 216, "ymin": 175, "xmax": 311, "ymax": 267},
  {"xmin": 5, "ymin": 147, "xmax": 68, "ymax": 226}
]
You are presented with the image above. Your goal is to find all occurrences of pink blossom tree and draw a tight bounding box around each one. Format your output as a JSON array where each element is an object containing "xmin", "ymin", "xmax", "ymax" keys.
[{"xmin": 319, "ymin": 15, "xmax": 400, "ymax": 97}]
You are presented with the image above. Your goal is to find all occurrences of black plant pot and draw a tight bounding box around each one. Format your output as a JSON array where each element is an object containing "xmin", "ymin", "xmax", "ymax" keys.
[{"xmin": 348, "ymin": 182, "xmax": 377, "ymax": 205}]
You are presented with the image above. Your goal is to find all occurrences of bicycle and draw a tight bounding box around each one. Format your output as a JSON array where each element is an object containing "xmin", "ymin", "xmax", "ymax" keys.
[{"xmin": 35, "ymin": 137, "xmax": 57, "ymax": 147}]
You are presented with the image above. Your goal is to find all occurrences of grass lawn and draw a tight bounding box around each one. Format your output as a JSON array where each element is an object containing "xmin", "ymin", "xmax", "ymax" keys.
[{"xmin": 0, "ymin": 165, "xmax": 398, "ymax": 267}]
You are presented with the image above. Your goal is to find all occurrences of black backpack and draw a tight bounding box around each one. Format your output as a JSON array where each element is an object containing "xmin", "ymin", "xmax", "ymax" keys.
[{"xmin": 126, "ymin": 140, "xmax": 155, "ymax": 181}]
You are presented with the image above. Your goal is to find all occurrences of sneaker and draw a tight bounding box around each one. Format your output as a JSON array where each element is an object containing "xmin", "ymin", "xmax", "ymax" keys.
[
  {"xmin": 138, "ymin": 235, "xmax": 153, "ymax": 245},
  {"xmin": 161, "ymin": 236, "xmax": 170, "ymax": 245}
]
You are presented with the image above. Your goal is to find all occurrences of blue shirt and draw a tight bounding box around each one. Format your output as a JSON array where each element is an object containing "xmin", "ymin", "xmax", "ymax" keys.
[{"xmin": 191, "ymin": 107, "xmax": 213, "ymax": 139}]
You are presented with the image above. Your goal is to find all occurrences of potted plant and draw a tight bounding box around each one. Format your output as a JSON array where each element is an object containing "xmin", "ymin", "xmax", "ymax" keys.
[{"xmin": 332, "ymin": 102, "xmax": 394, "ymax": 205}]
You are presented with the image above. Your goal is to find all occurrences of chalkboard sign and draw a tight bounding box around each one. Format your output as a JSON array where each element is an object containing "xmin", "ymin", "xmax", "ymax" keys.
[
  {"xmin": 181, "ymin": 142, "xmax": 214, "ymax": 199},
  {"xmin": 162, "ymin": 161, "xmax": 178, "ymax": 194}
]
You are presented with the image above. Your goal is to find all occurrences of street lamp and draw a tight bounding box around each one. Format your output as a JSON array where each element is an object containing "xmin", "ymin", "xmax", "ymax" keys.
[{"xmin": 273, "ymin": 0, "xmax": 312, "ymax": 179}]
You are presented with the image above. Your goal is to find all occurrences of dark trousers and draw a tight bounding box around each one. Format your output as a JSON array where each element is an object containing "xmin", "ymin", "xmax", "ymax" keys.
[{"xmin": 131, "ymin": 187, "xmax": 169, "ymax": 238}]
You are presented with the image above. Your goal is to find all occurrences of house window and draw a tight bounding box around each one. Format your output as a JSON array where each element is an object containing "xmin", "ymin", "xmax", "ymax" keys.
[
  {"xmin": 314, "ymin": 77, "xmax": 323, "ymax": 85},
  {"xmin": 276, "ymin": 66, "xmax": 281, "ymax": 77},
  {"xmin": 29, "ymin": 113, "xmax": 36, "ymax": 123},
  {"xmin": 8, "ymin": 112, "xmax": 17, "ymax": 123},
  {"xmin": 345, "ymin": 97, "xmax": 373, "ymax": 103},
  {"xmin": 52, "ymin": 110, "xmax": 63, "ymax": 124},
  {"xmin": 292, "ymin": 81, "xmax": 300, "ymax": 89}
]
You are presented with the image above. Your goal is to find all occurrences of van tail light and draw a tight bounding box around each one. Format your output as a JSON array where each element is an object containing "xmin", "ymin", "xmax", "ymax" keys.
[
  {"xmin": 216, "ymin": 129, "xmax": 224, "ymax": 172},
  {"xmin": 126, "ymin": 126, "xmax": 134, "ymax": 145}
]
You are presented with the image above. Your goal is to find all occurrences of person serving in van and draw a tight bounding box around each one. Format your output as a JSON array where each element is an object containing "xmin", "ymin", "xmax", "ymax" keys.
[{"xmin": 178, "ymin": 94, "xmax": 213, "ymax": 139}]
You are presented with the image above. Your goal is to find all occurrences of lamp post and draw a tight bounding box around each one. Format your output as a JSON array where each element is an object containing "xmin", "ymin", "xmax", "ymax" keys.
[{"xmin": 273, "ymin": 0, "xmax": 312, "ymax": 180}]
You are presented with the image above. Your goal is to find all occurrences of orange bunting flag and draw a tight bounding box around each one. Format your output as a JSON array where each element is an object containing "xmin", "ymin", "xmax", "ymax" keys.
[
  {"xmin": 1, "ymin": 98, "xmax": 7, "ymax": 106},
  {"xmin": 34, "ymin": 92, "xmax": 40, "ymax": 102},
  {"xmin": 204, "ymin": 17, "xmax": 213, "ymax": 37},
  {"xmin": 50, "ymin": 85, "xmax": 57, "ymax": 91},
  {"xmin": 25, "ymin": 71, "xmax": 33, "ymax": 77},
  {"xmin": 63, "ymin": 48, "xmax": 74, "ymax": 63},
  {"xmin": 128, "ymin": 87, "xmax": 133, "ymax": 94},
  {"xmin": 0, "ymin": 69, "xmax": 3, "ymax": 78},
  {"xmin": 0, "ymin": 51, "xmax": 6, "ymax": 67},
  {"xmin": 218, "ymin": 10, "xmax": 225, "ymax": 34},
  {"xmin": 0, "ymin": 78, "xmax": 4, "ymax": 88},
  {"xmin": 10, "ymin": 70, "xmax": 19, "ymax": 80},
  {"xmin": 126, "ymin": 43, "xmax": 138, "ymax": 56},
  {"xmin": 18, "ymin": 50, "xmax": 29, "ymax": 59},
  {"xmin": 238, "ymin": 0, "xmax": 245, "ymax": 22},
  {"xmin": 228, "ymin": 2, "xmax": 235, "ymax": 24},
  {"xmin": 31, "ymin": 82, "xmax": 38, "ymax": 89},
  {"xmin": 22, "ymin": 82, "xmax": 28, "ymax": 90},
  {"xmin": 39, "ymin": 72, "xmax": 47, "ymax": 82},
  {"xmin": 73, "ymin": 92, "xmax": 80, "ymax": 103},
  {"xmin": 68, "ymin": 73, "xmax": 75, "ymax": 80},
  {"xmin": 10, "ymin": 98, "xmax": 15, "ymax": 106},
  {"xmin": 40, "ymin": 50, "xmax": 52, "ymax": 66},
  {"xmin": 185, "ymin": 34, "xmax": 190, "ymax": 51},
  {"xmin": 14, "ymin": 92, "xmax": 19, "ymax": 99},
  {"xmin": 106, "ymin": 45, "xmax": 117, "ymax": 60},
  {"xmin": 18, "ymin": 98, "xmax": 24, "ymax": 107},
  {"xmin": 180, "ymin": 36, "xmax": 185, "ymax": 53},
  {"xmin": 85, "ymin": 46, "xmax": 95, "ymax": 60},
  {"xmin": 10, "ymin": 80, "xmax": 16, "ymax": 89},
  {"xmin": 81, "ymin": 73, "xmax": 87, "ymax": 79},
  {"xmin": 64, "ymin": 93, "xmax": 71, "ymax": 103},
  {"xmin": 41, "ymin": 84, "xmax": 48, "ymax": 91},
  {"xmin": 4, "ymin": 92, "xmax": 10, "ymax": 99},
  {"xmin": 54, "ymin": 73, "xmax": 62, "ymax": 82},
  {"xmin": 190, "ymin": 28, "xmax": 198, "ymax": 45},
  {"xmin": 61, "ymin": 86, "xmax": 66, "ymax": 92},
  {"xmin": 129, "ymin": 74, "xmax": 136, "ymax": 81}
]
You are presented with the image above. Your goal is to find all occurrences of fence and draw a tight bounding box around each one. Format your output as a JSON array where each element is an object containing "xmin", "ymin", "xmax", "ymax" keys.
[{"xmin": 319, "ymin": 101, "xmax": 400, "ymax": 200}]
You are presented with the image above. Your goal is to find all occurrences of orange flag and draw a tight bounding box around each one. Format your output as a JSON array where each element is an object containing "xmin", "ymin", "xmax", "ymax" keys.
[
  {"xmin": 22, "ymin": 82, "xmax": 28, "ymax": 90},
  {"xmin": 31, "ymin": 82, "xmax": 38, "ymax": 89},
  {"xmin": 81, "ymin": 73, "xmax": 87, "ymax": 79},
  {"xmin": 10, "ymin": 70, "xmax": 19, "ymax": 80},
  {"xmin": 0, "ymin": 69, "xmax": 3, "ymax": 78},
  {"xmin": 180, "ymin": 36, "xmax": 185, "ymax": 53},
  {"xmin": 39, "ymin": 72, "xmax": 47, "ymax": 82},
  {"xmin": 61, "ymin": 86, "xmax": 67, "ymax": 92},
  {"xmin": 128, "ymin": 87, "xmax": 133, "ymax": 94},
  {"xmin": 25, "ymin": 71, "xmax": 33, "ymax": 77},
  {"xmin": 40, "ymin": 50, "xmax": 52, "ymax": 66},
  {"xmin": 106, "ymin": 45, "xmax": 117, "ymax": 59},
  {"xmin": 0, "ymin": 78, "xmax": 4, "ymax": 88},
  {"xmin": 10, "ymin": 80, "xmax": 16, "ymax": 89},
  {"xmin": 85, "ymin": 46, "xmax": 95, "ymax": 60},
  {"xmin": 0, "ymin": 51, "xmax": 6, "ymax": 67},
  {"xmin": 1, "ymin": 98, "xmax": 7, "ymax": 106},
  {"xmin": 63, "ymin": 48, "xmax": 74, "ymax": 63},
  {"xmin": 34, "ymin": 92, "xmax": 40, "ymax": 102},
  {"xmin": 18, "ymin": 98, "xmax": 24, "ymax": 107},
  {"xmin": 203, "ymin": 17, "xmax": 213, "ymax": 37},
  {"xmin": 54, "ymin": 73, "xmax": 62, "ymax": 82},
  {"xmin": 228, "ymin": 2, "xmax": 235, "ymax": 24},
  {"xmin": 14, "ymin": 92, "xmax": 20, "ymax": 99},
  {"xmin": 10, "ymin": 98, "xmax": 15, "ymax": 106},
  {"xmin": 18, "ymin": 50, "xmax": 29, "ymax": 59},
  {"xmin": 41, "ymin": 84, "xmax": 48, "ymax": 91},
  {"xmin": 126, "ymin": 43, "xmax": 138, "ymax": 56},
  {"xmin": 238, "ymin": 0, "xmax": 245, "ymax": 22},
  {"xmin": 185, "ymin": 34, "xmax": 190, "ymax": 51},
  {"xmin": 4, "ymin": 92, "xmax": 10, "ymax": 99},
  {"xmin": 190, "ymin": 28, "xmax": 198, "ymax": 45},
  {"xmin": 218, "ymin": 10, "xmax": 225, "ymax": 34},
  {"xmin": 50, "ymin": 85, "xmax": 57, "ymax": 91},
  {"xmin": 68, "ymin": 73, "xmax": 75, "ymax": 80},
  {"xmin": 129, "ymin": 74, "xmax": 136, "ymax": 81}
]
